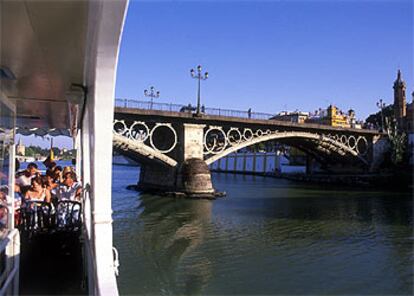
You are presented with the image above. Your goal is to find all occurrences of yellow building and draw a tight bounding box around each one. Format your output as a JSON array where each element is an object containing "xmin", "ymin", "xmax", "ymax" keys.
[
  {"xmin": 306, "ymin": 105, "xmax": 352, "ymax": 128},
  {"xmin": 327, "ymin": 105, "xmax": 350, "ymax": 128}
]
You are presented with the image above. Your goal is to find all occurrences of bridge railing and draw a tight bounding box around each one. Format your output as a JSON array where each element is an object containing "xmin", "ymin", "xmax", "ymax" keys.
[
  {"xmin": 115, "ymin": 99, "xmax": 184, "ymax": 112},
  {"xmin": 115, "ymin": 98, "xmax": 275, "ymax": 120},
  {"xmin": 203, "ymin": 107, "xmax": 274, "ymax": 120}
]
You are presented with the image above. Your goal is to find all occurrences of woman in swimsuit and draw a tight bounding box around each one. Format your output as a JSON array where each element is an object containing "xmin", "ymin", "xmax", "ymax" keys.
[{"xmin": 24, "ymin": 176, "xmax": 51, "ymax": 203}]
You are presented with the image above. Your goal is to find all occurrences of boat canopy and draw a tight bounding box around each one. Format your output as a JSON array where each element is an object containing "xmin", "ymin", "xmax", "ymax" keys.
[
  {"xmin": 16, "ymin": 127, "xmax": 71, "ymax": 137},
  {"xmin": 1, "ymin": 0, "xmax": 129, "ymax": 294},
  {"xmin": 1, "ymin": 0, "xmax": 88, "ymax": 133}
]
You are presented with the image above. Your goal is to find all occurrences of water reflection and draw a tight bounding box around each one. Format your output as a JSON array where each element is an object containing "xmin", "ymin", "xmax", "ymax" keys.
[
  {"xmin": 137, "ymin": 194, "xmax": 213, "ymax": 295},
  {"xmin": 113, "ymin": 167, "xmax": 413, "ymax": 295}
]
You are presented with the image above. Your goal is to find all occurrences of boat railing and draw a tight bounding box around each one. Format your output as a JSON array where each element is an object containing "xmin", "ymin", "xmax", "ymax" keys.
[
  {"xmin": 20, "ymin": 200, "xmax": 82, "ymax": 235},
  {"xmin": 55, "ymin": 200, "xmax": 82, "ymax": 232},
  {"xmin": 0, "ymin": 228, "xmax": 20, "ymax": 295}
]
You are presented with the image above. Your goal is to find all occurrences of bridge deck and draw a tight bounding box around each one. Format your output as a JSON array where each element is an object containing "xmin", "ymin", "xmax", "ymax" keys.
[{"xmin": 114, "ymin": 107, "xmax": 382, "ymax": 136}]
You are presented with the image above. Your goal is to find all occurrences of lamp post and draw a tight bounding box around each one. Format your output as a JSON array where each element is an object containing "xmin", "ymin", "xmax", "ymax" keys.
[
  {"xmin": 376, "ymin": 98, "xmax": 385, "ymax": 132},
  {"xmin": 144, "ymin": 86, "xmax": 160, "ymax": 110},
  {"xmin": 190, "ymin": 65, "xmax": 208, "ymax": 116}
]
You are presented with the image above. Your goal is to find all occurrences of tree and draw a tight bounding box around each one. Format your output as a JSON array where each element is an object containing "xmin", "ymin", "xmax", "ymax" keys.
[
  {"xmin": 384, "ymin": 117, "xmax": 407, "ymax": 166},
  {"xmin": 365, "ymin": 104, "xmax": 394, "ymax": 128}
]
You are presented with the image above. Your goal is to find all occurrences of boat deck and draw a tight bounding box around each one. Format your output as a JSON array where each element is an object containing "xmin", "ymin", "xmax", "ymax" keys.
[{"xmin": 19, "ymin": 231, "xmax": 87, "ymax": 295}]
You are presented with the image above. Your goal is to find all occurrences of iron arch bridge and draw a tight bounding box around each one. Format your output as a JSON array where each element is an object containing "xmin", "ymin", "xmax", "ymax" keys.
[
  {"xmin": 112, "ymin": 106, "xmax": 386, "ymax": 195},
  {"xmin": 112, "ymin": 114, "xmax": 381, "ymax": 169}
]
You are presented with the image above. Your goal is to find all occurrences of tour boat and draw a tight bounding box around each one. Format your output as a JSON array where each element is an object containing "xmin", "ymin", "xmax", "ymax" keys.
[{"xmin": 0, "ymin": 0, "xmax": 129, "ymax": 294}]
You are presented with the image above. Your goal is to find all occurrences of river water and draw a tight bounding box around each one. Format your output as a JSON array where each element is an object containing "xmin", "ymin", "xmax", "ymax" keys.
[{"xmin": 112, "ymin": 164, "xmax": 413, "ymax": 295}]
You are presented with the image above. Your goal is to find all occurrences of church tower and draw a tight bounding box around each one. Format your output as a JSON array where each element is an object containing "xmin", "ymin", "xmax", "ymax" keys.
[
  {"xmin": 393, "ymin": 69, "xmax": 406, "ymax": 125},
  {"xmin": 16, "ymin": 138, "xmax": 25, "ymax": 156}
]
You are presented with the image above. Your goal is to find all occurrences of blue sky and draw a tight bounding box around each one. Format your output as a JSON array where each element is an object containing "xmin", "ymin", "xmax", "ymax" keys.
[
  {"xmin": 116, "ymin": 0, "xmax": 413, "ymax": 119},
  {"xmin": 24, "ymin": 0, "xmax": 413, "ymax": 149}
]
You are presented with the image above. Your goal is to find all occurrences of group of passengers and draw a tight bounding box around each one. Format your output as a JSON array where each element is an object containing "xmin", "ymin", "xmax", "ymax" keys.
[{"xmin": 14, "ymin": 162, "xmax": 82, "ymax": 226}]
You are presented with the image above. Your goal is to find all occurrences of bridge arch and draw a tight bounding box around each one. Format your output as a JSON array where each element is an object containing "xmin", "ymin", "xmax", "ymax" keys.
[
  {"xmin": 204, "ymin": 131, "xmax": 369, "ymax": 166},
  {"xmin": 113, "ymin": 133, "xmax": 177, "ymax": 167}
]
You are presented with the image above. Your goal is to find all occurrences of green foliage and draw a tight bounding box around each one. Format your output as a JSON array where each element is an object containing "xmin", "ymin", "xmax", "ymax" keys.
[
  {"xmin": 23, "ymin": 145, "xmax": 75, "ymax": 160},
  {"xmin": 365, "ymin": 105, "xmax": 393, "ymax": 128},
  {"xmin": 384, "ymin": 117, "xmax": 407, "ymax": 166},
  {"xmin": 25, "ymin": 146, "xmax": 49, "ymax": 157}
]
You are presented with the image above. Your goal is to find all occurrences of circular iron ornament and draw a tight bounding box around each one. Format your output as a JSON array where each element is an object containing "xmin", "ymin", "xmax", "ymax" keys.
[
  {"xmin": 227, "ymin": 128, "xmax": 242, "ymax": 145},
  {"xmin": 129, "ymin": 121, "xmax": 149, "ymax": 142},
  {"xmin": 243, "ymin": 128, "xmax": 254, "ymax": 141},
  {"xmin": 265, "ymin": 129, "xmax": 271, "ymax": 135},
  {"xmin": 113, "ymin": 120, "xmax": 127, "ymax": 135},
  {"xmin": 355, "ymin": 136, "xmax": 369, "ymax": 155},
  {"xmin": 348, "ymin": 135, "xmax": 357, "ymax": 150},
  {"xmin": 333, "ymin": 134, "xmax": 340, "ymax": 141},
  {"xmin": 255, "ymin": 129, "xmax": 264, "ymax": 137},
  {"xmin": 204, "ymin": 127, "xmax": 227, "ymax": 154},
  {"xmin": 149, "ymin": 123, "xmax": 178, "ymax": 154},
  {"xmin": 340, "ymin": 135, "xmax": 348, "ymax": 145}
]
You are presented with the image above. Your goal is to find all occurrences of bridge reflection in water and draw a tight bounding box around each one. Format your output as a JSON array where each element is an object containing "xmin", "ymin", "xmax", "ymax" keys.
[{"xmin": 112, "ymin": 165, "xmax": 413, "ymax": 295}]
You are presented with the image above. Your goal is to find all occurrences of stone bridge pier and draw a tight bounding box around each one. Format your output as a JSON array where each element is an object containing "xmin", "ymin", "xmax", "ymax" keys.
[{"xmin": 114, "ymin": 123, "xmax": 216, "ymax": 197}]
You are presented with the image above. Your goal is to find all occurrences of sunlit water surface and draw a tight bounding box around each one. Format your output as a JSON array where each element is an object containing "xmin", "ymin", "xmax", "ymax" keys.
[{"xmin": 112, "ymin": 165, "xmax": 413, "ymax": 295}]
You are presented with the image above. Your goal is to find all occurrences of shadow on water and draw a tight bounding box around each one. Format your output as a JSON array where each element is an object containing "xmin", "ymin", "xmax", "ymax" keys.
[{"xmin": 133, "ymin": 194, "xmax": 213, "ymax": 295}]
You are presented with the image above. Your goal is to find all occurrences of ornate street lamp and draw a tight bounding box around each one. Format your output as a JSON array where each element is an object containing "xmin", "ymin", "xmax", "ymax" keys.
[
  {"xmin": 190, "ymin": 65, "xmax": 208, "ymax": 116},
  {"xmin": 376, "ymin": 98, "xmax": 386, "ymax": 132},
  {"xmin": 144, "ymin": 86, "xmax": 160, "ymax": 110}
]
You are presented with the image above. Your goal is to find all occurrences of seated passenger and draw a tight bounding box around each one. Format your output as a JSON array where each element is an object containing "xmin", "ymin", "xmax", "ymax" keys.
[
  {"xmin": 24, "ymin": 176, "xmax": 51, "ymax": 203},
  {"xmin": 63, "ymin": 166, "xmax": 76, "ymax": 179},
  {"xmin": 52, "ymin": 172, "xmax": 82, "ymax": 201},
  {"xmin": 43, "ymin": 156, "xmax": 56, "ymax": 171},
  {"xmin": 53, "ymin": 166, "xmax": 63, "ymax": 183},
  {"xmin": 16, "ymin": 162, "xmax": 40, "ymax": 195},
  {"xmin": 44, "ymin": 171, "xmax": 58, "ymax": 191}
]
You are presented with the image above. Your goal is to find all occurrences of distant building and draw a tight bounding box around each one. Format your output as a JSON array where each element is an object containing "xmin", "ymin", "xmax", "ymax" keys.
[
  {"xmin": 393, "ymin": 70, "xmax": 413, "ymax": 133},
  {"xmin": 392, "ymin": 70, "xmax": 414, "ymax": 165},
  {"xmin": 393, "ymin": 70, "xmax": 407, "ymax": 127},
  {"xmin": 270, "ymin": 111, "xmax": 309, "ymax": 123},
  {"xmin": 16, "ymin": 138, "xmax": 25, "ymax": 156},
  {"xmin": 306, "ymin": 105, "xmax": 356, "ymax": 128}
]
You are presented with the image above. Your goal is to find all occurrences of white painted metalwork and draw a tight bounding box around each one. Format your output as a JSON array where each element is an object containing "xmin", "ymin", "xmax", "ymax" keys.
[
  {"xmin": 243, "ymin": 128, "xmax": 254, "ymax": 141},
  {"xmin": 204, "ymin": 127, "xmax": 370, "ymax": 166},
  {"xmin": 113, "ymin": 133, "xmax": 178, "ymax": 167},
  {"xmin": 204, "ymin": 126, "xmax": 227, "ymax": 154},
  {"xmin": 227, "ymin": 128, "xmax": 242, "ymax": 145},
  {"xmin": 129, "ymin": 121, "xmax": 150, "ymax": 142},
  {"xmin": 113, "ymin": 120, "xmax": 178, "ymax": 154},
  {"xmin": 149, "ymin": 123, "xmax": 178, "ymax": 154},
  {"xmin": 113, "ymin": 120, "xmax": 128, "ymax": 136},
  {"xmin": 0, "ymin": 229, "xmax": 20, "ymax": 295},
  {"xmin": 356, "ymin": 136, "xmax": 369, "ymax": 155},
  {"xmin": 112, "ymin": 247, "xmax": 120, "ymax": 276}
]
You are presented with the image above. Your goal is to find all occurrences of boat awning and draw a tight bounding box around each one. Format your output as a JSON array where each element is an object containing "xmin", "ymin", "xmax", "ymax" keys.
[
  {"xmin": 0, "ymin": 0, "xmax": 89, "ymax": 133},
  {"xmin": 16, "ymin": 127, "xmax": 71, "ymax": 137}
]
